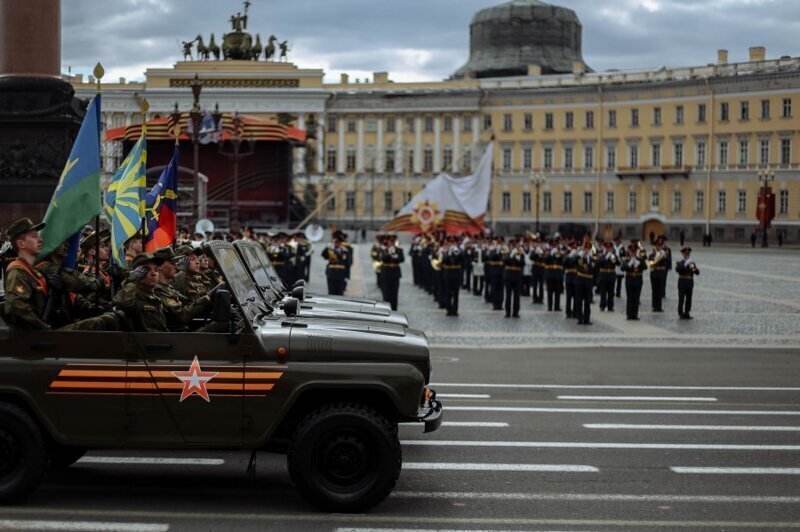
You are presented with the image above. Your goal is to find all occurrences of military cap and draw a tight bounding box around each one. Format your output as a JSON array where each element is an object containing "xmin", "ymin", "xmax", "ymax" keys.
[
  {"xmin": 153, "ymin": 246, "xmax": 187, "ymax": 263},
  {"xmin": 681, "ymin": 246, "xmax": 692, "ymax": 253},
  {"xmin": 130, "ymin": 252, "xmax": 164, "ymax": 269},
  {"xmin": 79, "ymin": 229, "xmax": 111, "ymax": 252},
  {"xmin": 5, "ymin": 218, "xmax": 45, "ymax": 241},
  {"xmin": 124, "ymin": 230, "xmax": 143, "ymax": 245},
  {"xmin": 175, "ymin": 244, "xmax": 203, "ymax": 257}
]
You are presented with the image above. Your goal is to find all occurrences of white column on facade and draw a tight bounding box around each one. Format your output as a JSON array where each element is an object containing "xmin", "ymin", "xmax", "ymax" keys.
[
  {"xmin": 395, "ymin": 115, "xmax": 404, "ymax": 175},
  {"xmin": 453, "ymin": 115, "xmax": 462, "ymax": 173},
  {"xmin": 316, "ymin": 113, "xmax": 325, "ymax": 174},
  {"xmin": 376, "ymin": 115, "xmax": 384, "ymax": 174},
  {"xmin": 472, "ymin": 114, "xmax": 480, "ymax": 169},
  {"xmin": 433, "ymin": 115, "xmax": 442, "ymax": 173},
  {"xmin": 414, "ymin": 115, "xmax": 423, "ymax": 174},
  {"xmin": 124, "ymin": 112, "xmax": 132, "ymax": 126},
  {"xmin": 295, "ymin": 112, "xmax": 306, "ymax": 175},
  {"xmin": 337, "ymin": 115, "xmax": 346, "ymax": 174},
  {"xmin": 356, "ymin": 116, "xmax": 365, "ymax": 173}
]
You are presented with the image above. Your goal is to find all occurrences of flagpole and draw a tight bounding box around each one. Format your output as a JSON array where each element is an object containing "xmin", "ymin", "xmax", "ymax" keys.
[
  {"xmin": 93, "ymin": 62, "xmax": 104, "ymax": 282},
  {"xmin": 140, "ymin": 98, "xmax": 149, "ymax": 246},
  {"xmin": 489, "ymin": 134, "xmax": 497, "ymax": 234}
]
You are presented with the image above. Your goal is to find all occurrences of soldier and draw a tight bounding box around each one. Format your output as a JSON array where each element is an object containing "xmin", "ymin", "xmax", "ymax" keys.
[
  {"xmin": 35, "ymin": 241, "xmax": 103, "ymax": 326},
  {"xmin": 201, "ymin": 246, "xmax": 226, "ymax": 287},
  {"xmin": 661, "ymin": 235, "xmax": 673, "ymax": 301},
  {"xmin": 439, "ymin": 236, "xmax": 463, "ymax": 316},
  {"xmin": 502, "ymin": 239, "xmax": 524, "ymax": 318},
  {"xmin": 291, "ymin": 231, "xmax": 311, "ymax": 282},
  {"xmin": 371, "ymin": 234, "xmax": 384, "ymax": 291},
  {"xmin": 486, "ymin": 237, "xmax": 505, "ymax": 311},
  {"xmin": 461, "ymin": 234, "xmax": 473, "ymax": 291},
  {"xmin": 563, "ymin": 240, "xmax": 578, "ymax": 319},
  {"xmin": 597, "ymin": 241, "xmax": 618, "ymax": 312},
  {"xmin": 621, "ymin": 241, "xmax": 647, "ymax": 320},
  {"xmin": 574, "ymin": 239, "xmax": 596, "ymax": 325},
  {"xmin": 471, "ymin": 237, "xmax": 485, "ymax": 296},
  {"xmin": 322, "ymin": 236, "xmax": 349, "ymax": 295},
  {"xmin": 379, "ymin": 234, "xmax": 404, "ymax": 311},
  {"xmin": 172, "ymin": 245, "xmax": 209, "ymax": 301},
  {"xmin": 113, "ymin": 252, "xmax": 168, "ymax": 332},
  {"xmin": 530, "ymin": 236, "xmax": 546, "ymax": 304},
  {"xmin": 675, "ymin": 246, "xmax": 699, "ymax": 320},
  {"xmin": 75, "ymin": 229, "xmax": 114, "ymax": 315},
  {"xmin": 544, "ymin": 238, "xmax": 565, "ymax": 312},
  {"xmin": 267, "ymin": 232, "xmax": 295, "ymax": 286},
  {"xmin": 648, "ymin": 238, "xmax": 667, "ymax": 312},
  {"xmin": 613, "ymin": 236, "xmax": 625, "ymax": 298}
]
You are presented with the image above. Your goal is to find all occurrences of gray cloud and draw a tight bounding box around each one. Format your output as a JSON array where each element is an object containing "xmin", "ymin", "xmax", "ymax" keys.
[{"xmin": 60, "ymin": 0, "xmax": 800, "ymax": 82}]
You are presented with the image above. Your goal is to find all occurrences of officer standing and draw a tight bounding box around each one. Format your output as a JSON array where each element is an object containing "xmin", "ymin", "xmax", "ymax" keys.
[
  {"xmin": 487, "ymin": 238, "xmax": 505, "ymax": 311},
  {"xmin": 113, "ymin": 253, "xmax": 168, "ymax": 332},
  {"xmin": 597, "ymin": 241, "xmax": 618, "ymax": 312},
  {"xmin": 622, "ymin": 241, "xmax": 647, "ymax": 320},
  {"xmin": 530, "ymin": 236, "xmax": 545, "ymax": 304},
  {"xmin": 502, "ymin": 239, "xmax": 524, "ymax": 318},
  {"xmin": 322, "ymin": 235, "xmax": 349, "ymax": 295},
  {"xmin": 574, "ymin": 240, "xmax": 596, "ymax": 325},
  {"xmin": 563, "ymin": 240, "xmax": 578, "ymax": 319},
  {"xmin": 675, "ymin": 246, "xmax": 699, "ymax": 320},
  {"xmin": 440, "ymin": 236, "xmax": 463, "ymax": 316},
  {"xmin": 379, "ymin": 234, "xmax": 404, "ymax": 311},
  {"xmin": 544, "ymin": 238, "xmax": 564, "ymax": 312},
  {"xmin": 648, "ymin": 238, "xmax": 667, "ymax": 312}
]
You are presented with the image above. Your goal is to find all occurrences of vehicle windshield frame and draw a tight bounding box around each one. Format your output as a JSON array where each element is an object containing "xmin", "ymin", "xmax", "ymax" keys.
[
  {"xmin": 233, "ymin": 241, "xmax": 283, "ymax": 305},
  {"xmin": 206, "ymin": 241, "xmax": 269, "ymax": 326}
]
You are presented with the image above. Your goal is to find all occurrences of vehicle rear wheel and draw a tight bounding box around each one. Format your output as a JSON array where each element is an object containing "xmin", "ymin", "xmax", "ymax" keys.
[
  {"xmin": 287, "ymin": 403, "xmax": 400, "ymax": 512},
  {"xmin": 0, "ymin": 403, "xmax": 49, "ymax": 502},
  {"xmin": 49, "ymin": 445, "xmax": 86, "ymax": 470}
]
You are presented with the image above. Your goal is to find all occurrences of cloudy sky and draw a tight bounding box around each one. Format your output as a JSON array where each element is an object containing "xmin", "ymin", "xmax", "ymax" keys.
[{"xmin": 61, "ymin": 0, "xmax": 800, "ymax": 83}]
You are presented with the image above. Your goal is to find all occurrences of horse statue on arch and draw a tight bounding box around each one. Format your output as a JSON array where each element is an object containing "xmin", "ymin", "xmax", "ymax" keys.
[
  {"xmin": 208, "ymin": 34, "xmax": 221, "ymax": 61},
  {"xmin": 196, "ymin": 35, "xmax": 210, "ymax": 61},
  {"xmin": 250, "ymin": 34, "xmax": 262, "ymax": 61},
  {"xmin": 264, "ymin": 35, "xmax": 277, "ymax": 62}
]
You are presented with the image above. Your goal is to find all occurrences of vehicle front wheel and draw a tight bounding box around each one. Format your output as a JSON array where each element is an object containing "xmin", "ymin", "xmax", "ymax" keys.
[
  {"xmin": 0, "ymin": 403, "xmax": 49, "ymax": 503},
  {"xmin": 287, "ymin": 403, "xmax": 400, "ymax": 512}
]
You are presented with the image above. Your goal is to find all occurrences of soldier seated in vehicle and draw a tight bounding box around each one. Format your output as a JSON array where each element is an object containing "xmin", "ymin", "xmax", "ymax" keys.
[
  {"xmin": 172, "ymin": 245, "xmax": 209, "ymax": 301},
  {"xmin": 74, "ymin": 229, "xmax": 114, "ymax": 315},
  {"xmin": 112, "ymin": 252, "xmax": 168, "ymax": 332}
]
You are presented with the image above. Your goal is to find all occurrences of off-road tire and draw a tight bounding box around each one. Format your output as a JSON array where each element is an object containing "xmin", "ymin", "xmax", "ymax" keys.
[
  {"xmin": 0, "ymin": 403, "xmax": 49, "ymax": 502},
  {"xmin": 49, "ymin": 445, "xmax": 86, "ymax": 470},
  {"xmin": 287, "ymin": 403, "xmax": 401, "ymax": 512}
]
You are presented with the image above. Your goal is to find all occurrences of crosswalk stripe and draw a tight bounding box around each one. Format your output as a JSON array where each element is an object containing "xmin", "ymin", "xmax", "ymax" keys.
[
  {"xmin": 585, "ymin": 423, "xmax": 800, "ymax": 431},
  {"xmin": 437, "ymin": 393, "xmax": 491, "ymax": 399},
  {"xmin": 390, "ymin": 491, "xmax": 800, "ymax": 503},
  {"xmin": 404, "ymin": 462, "xmax": 597, "ymax": 472},
  {"xmin": 558, "ymin": 395, "xmax": 718, "ymax": 402},
  {"xmin": 0, "ymin": 521, "xmax": 169, "ymax": 532},
  {"xmin": 443, "ymin": 422, "xmax": 510, "ymax": 428},
  {"xmin": 672, "ymin": 467, "xmax": 800, "ymax": 475},
  {"xmin": 433, "ymin": 383, "xmax": 800, "ymax": 391},
  {"xmin": 447, "ymin": 406, "xmax": 800, "ymax": 416},
  {"xmin": 401, "ymin": 440, "xmax": 800, "ymax": 451}
]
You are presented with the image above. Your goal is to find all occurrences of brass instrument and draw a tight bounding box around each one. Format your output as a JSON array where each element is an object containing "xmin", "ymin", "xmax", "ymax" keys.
[
  {"xmin": 430, "ymin": 255, "xmax": 442, "ymax": 271},
  {"xmin": 646, "ymin": 249, "xmax": 664, "ymax": 269},
  {"xmin": 372, "ymin": 260, "xmax": 382, "ymax": 273}
]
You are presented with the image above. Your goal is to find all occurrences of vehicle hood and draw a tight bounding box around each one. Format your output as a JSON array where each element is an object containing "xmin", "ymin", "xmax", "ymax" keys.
[{"xmin": 305, "ymin": 293, "xmax": 392, "ymax": 311}]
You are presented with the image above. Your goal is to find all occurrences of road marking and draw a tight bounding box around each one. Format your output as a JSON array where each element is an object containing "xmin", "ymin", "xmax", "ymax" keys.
[
  {"xmin": 447, "ymin": 406, "xmax": 800, "ymax": 416},
  {"xmin": 0, "ymin": 521, "xmax": 168, "ymax": 532},
  {"xmin": 404, "ymin": 462, "xmax": 597, "ymax": 472},
  {"xmin": 391, "ymin": 491, "xmax": 800, "ymax": 504},
  {"xmin": 402, "ymin": 440, "xmax": 800, "ymax": 451},
  {"xmin": 701, "ymin": 264, "xmax": 800, "ymax": 284},
  {"xmin": 437, "ymin": 393, "xmax": 491, "ymax": 399},
  {"xmin": 434, "ymin": 383, "xmax": 800, "ymax": 391},
  {"xmin": 78, "ymin": 457, "xmax": 224, "ymax": 466},
  {"xmin": 672, "ymin": 467, "xmax": 800, "ymax": 475},
  {"xmin": 585, "ymin": 423, "xmax": 800, "ymax": 431},
  {"xmin": 557, "ymin": 395, "xmax": 718, "ymax": 402},
  {"xmin": 443, "ymin": 421, "xmax": 510, "ymax": 428}
]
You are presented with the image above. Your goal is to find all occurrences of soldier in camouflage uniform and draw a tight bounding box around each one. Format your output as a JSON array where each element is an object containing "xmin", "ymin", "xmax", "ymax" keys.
[
  {"xmin": 112, "ymin": 252, "xmax": 168, "ymax": 332},
  {"xmin": 172, "ymin": 245, "xmax": 209, "ymax": 301},
  {"xmin": 36, "ymin": 240, "xmax": 103, "ymax": 326},
  {"xmin": 77, "ymin": 229, "xmax": 114, "ymax": 312}
]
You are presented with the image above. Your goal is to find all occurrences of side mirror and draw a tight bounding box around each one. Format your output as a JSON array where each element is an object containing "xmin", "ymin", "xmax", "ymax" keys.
[
  {"xmin": 293, "ymin": 279, "xmax": 306, "ymax": 288},
  {"xmin": 210, "ymin": 289, "xmax": 232, "ymax": 323},
  {"xmin": 291, "ymin": 285, "xmax": 305, "ymax": 301},
  {"xmin": 282, "ymin": 297, "xmax": 300, "ymax": 317}
]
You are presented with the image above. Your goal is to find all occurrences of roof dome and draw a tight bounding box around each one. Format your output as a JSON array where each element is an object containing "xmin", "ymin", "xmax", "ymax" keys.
[{"xmin": 454, "ymin": 0, "xmax": 590, "ymax": 79}]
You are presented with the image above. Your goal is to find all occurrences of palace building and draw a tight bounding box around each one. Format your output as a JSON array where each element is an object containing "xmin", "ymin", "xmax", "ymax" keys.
[{"xmin": 70, "ymin": 0, "xmax": 800, "ymax": 242}]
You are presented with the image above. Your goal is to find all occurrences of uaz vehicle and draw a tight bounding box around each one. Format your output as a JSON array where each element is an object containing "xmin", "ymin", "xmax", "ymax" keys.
[{"xmin": 0, "ymin": 240, "xmax": 442, "ymax": 512}]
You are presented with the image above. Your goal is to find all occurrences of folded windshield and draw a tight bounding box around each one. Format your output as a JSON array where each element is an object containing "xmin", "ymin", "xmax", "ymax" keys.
[{"xmin": 210, "ymin": 245, "xmax": 265, "ymax": 322}]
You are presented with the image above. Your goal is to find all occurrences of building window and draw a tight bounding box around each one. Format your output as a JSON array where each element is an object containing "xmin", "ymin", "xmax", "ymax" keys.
[
  {"xmin": 761, "ymin": 100, "xmax": 770, "ymax": 119},
  {"xmin": 565, "ymin": 112, "xmax": 574, "ymax": 130},
  {"xmin": 653, "ymin": 107, "xmax": 662, "ymax": 126},
  {"xmin": 406, "ymin": 116, "xmax": 415, "ymax": 133},
  {"xmin": 673, "ymin": 191, "xmax": 682, "ymax": 213},
  {"xmin": 607, "ymin": 146, "xmax": 616, "ymax": 169},
  {"xmin": 347, "ymin": 119, "xmax": 357, "ymax": 133},
  {"xmin": 522, "ymin": 192, "xmax": 531, "ymax": 212},
  {"xmin": 782, "ymin": 98, "xmax": 792, "ymax": 118},
  {"xmin": 674, "ymin": 143, "xmax": 684, "ymax": 167},
  {"xmin": 696, "ymin": 142, "xmax": 706, "ymax": 168},
  {"xmin": 740, "ymin": 101, "xmax": 749, "ymax": 121},
  {"xmin": 523, "ymin": 148, "xmax": 533, "ymax": 170},
  {"xmin": 385, "ymin": 148, "xmax": 395, "ymax": 172},
  {"xmin": 779, "ymin": 190, "xmax": 789, "ymax": 214},
  {"xmin": 326, "ymin": 147, "xmax": 337, "ymax": 172},
  {"xmin": 584, "ymin": 146, "xmax": 594, "ymax": 169},
  {"xmin": 386, "ymin": 117, "xmax": 396, "ymax": 133},
  {"xmin": 345, "ymin": 191, "xmax": 356, "ymax": 211},
  {"xmin": 327, "ymin": 194, "xmax": 336, "ymax": 211},
  {"xmin": 407, "ymin": 148, "xmax": 414, "ymax": 173},
  {"xmin": 738, "ymin": 140, "xmax": 749, "ymax": 165},
  {"xmin": 628, "ymin": 191, "xmax": 637, "ymax": 213},
  {"xmin": 652, "ymin": 143, "xmax": 661, "ymax": 167},
  {"xmin": 543, "ymin": 147, "xmax": 553, "ymax": 169},
  {"xmin": 608, "ymin": 110, "xmax": 617, "ymax": 128},
  {"xmin": 543, "ymin": 191, "xmax": 552, "ymax": 212},
  {"xmin": 364, "ymin": 191, "xmax": 373, "ymax": 213},
  {"xmin": 564, "ymin": 147, "xmax": 574, "ymax": 169},
  {"xmin": 563, "ymin": 191, "xmax": 573, "ymax": 213},
  {"xmin": 781, "ymin": 138, "xmax": 791, "ymax": 165},
  {"xmin": 404, "ymin": 191, "xmax": 412, "ymax": 204},
  {"xmin": 483, "ymin": 114, "xmax": 492, "ymax": 131},
  {"xmin": 676, "ymin": 105, "xmax": 684, "ymax": 125},
  {"xmin": 503, "ymin": 113, "xmax": 513, "ymax": 132},
  {"xmin": 651, "ymin": 190, "xmax": 660, "ymax": 209},
  {"xmin": 583, "ymin": 191, "xmax": 593, "ymax": 213},
  {"xmin": 327, "ymin": 116, "xmax": 337, "ymax": 133},
  {"xmin": 717, "ymin": 190, "xmax": 727, "ymax": 213},
  {"xmin": 346, "ymin": 146, "xmax": 356, "ymax": 172},
  {"xmin": 443, "ymin": 146, "xmax": 453, "ymax": 170},
  {"xmin": 606, "ymin": 191, "xmax": 615, "ymax": 213},
  {"xmin": 443, "ymin": 116, "xmax": 453, "ymax": 132},
  {"xmin": 545, "ymin": 113, "xmax": 554, "ymax": 130},
  {"xmin": 629, "ymin": 145, "xmax": 639, "ymax": 167},
  {"xmin": 502, "ymin": 148, "xmax": 512, "ymax": 171},
  {"xmin": 737, "ymin": 190, "xmax": 747, "ymax": 213},
  {"xmin": 366, "ymin": 117, "xmax": 377, "ymax": 133},
  {"xmin": 631, "ymin": 108, "xmax": 639, "ymax": 127},
  {"xmin": 423, "ymin": 147, "xmax": 433, "ymax": 172},
  {"xmin": 463, "ymin": 116, "xmax": 472, "ymax": 132},
  {"xmin": 383, "ymin": 191, "xmax": 393, "ymax": 212},
  {"xmin": 585, "ymin": 111, "xmax": 594, "ymax": 129},
  {"xmin": 719, "ymin": 141, "xmax": 729, "ymax": 166},
  {"xmin": 760, "ymin": 140, "xmax": 770, "ymax": 165},
  {"xmin": 524, "ymin": 113, "xmax": 533, "ymax": 131},
  {"xmin": 734, "ymin": 227, "xmax": 745, "ymax": 240},
  {"xmin": 462, "ymin": 148, "xmax": 471, "ymax": 172},
  {"xmin": 424, "ymin": 116, "xmax": 434, "ymax": 133},
  {"xmin": 698, "ymin": 104, "xmax": 707, "ymax": 123},
  {"xmin": 695, "ymin": 190, "xmax": 704, "ymax": 213},
  {"xmin": 720, "ymin": 102, "xmax": 730, "ymax": 122},
  {"xmin": 502, "ymin": 191, "xmax": 511, "ymax": 212}
]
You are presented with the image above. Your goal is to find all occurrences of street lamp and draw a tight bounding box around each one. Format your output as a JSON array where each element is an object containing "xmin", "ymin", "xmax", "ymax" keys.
[
  {"xmin": 757, "ymin": 169, "xmax": 775, "ymax": 248},
  {"xmin": 530, "ymin": 173, "xmax": 546, "ymax": 233},
  {"xmin": 218, "ymin": 110, "xmax": 255, "ymax": 228},
  {"xmin": 189, "ymin": 73, "xmax": 204, "ymax": 221}
]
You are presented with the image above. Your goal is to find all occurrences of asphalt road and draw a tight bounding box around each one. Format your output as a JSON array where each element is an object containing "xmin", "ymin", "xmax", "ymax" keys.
[{"xmin": 2, "ymin": 346, "xmax": 799, "ymax": 531}]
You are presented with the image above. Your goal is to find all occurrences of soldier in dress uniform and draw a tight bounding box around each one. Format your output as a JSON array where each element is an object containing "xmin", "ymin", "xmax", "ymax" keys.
[
  {"xmin": 530, "ymin": 235, "xmax": 546, "ymax": 304},
  {"xmin": 336, "ymin": 231, "xmax": 354, "ymax": 290},
  {"xmin": 648, "ymin": 237, "xmax": 667, "ymax": 312},
  {"xmin": 471, "ymin": 237, "xmax": 485, "ymax": 296},
  {"xmin": 622, "ymin": 240, "xmax": 647, "ymax": 320},
  {"xmin": 113, "ymin": 252, "xmax": 168, "ymax": 332},
  {"xmin": 563, "ymin": 239, "xmax": 578, "ymax": 319},
  {"xmin": 574, "ymin": 238, "xmax": 597, "ymax": 325},
  {"xmin": 461, "ymin": 234, "xmax": 473, "ymax": 291},
  {"xmin": 661, "ymin": 235, "xmax": 673, "ymax": 301},
  {"xmin": 322, "ymin": 235, "xmax": 349, "ymax": 296},
  {"xmin": 371, "ymin": 234, "xmax": 385, "ymax": 291},
  {"xmin": 544, "ymin": 237, "xmax": 565, "ymax": 312},
  {"xmin": 613, "ymin": 236, "xmax": 625, "ymax": 298},
  {"xmin": 267, "ymin": 232, "xmax": 295, "ymax": 286},
  {"xmin": 675, "ymin": 246, "xmax": 699, "ymax": 320},
  {"xmin": 486, "ymin": 237, "xmax": 505, "ymax": 310},
  {"xmin": 502, "ymin": 239, "xmax": 525, "ymax": 318},
  {"xmin": 290, "ymin": 231, "xmax": 311, "ymax": 284},
  {"xmin": 172, "ymin": 245, "xmax": 209, "ymax": 301},
  {"xmin": 440, "ymin": 236, "xmax": 464, "ymax": 316},
  {"xmin": 597, "ymin": 241, "xmax": 618, "ymax": 312},
  {"xmin": 379, "ymin": 234, "xmax": 404, "ymax": 311}
]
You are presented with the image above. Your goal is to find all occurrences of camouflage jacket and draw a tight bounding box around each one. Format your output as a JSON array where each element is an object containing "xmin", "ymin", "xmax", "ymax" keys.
[
  {"xmin": 173, "ymin": 271, "xmax": 208, "ymax": 301},
  {"xmin": 154, "ymin": 282, "xmax": 211, "ymax": 331},
  {"xmin": 3, "ymin": 260, "xmax": 49, "ymax": 330},
  {"xmin": 112, "ymin": 282, "xmax": 168, "ymax": 332}
]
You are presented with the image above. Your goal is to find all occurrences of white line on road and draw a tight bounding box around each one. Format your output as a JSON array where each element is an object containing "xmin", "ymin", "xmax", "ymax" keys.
[
  {"xmin": 672, "ymin": 467, "xmax": 800, "ymax": 475},
  {"xmin": 404, "ymin": 462, "xmax": 598, "ymax": 473},
  {"xmin": 443, "ymin": 421, "xmax": 510, "ymax": 428},
  {"xmin": 447, "ymin": 406, "xmax": 800, "ymax": 416},
  {"xmin": 78, "ymin": 457, "xmax": 224, "ymax": 466},
  {"xmin": 390, "ymin": 491, "xmax": 800, "ymax": 504},
  {"xmin": 401, "ymin": 440, "xmax": 800, "ymax": 451},
  {"xmin": 557, "ymin": 395, "xmax": 718, "ymax": 402},
  {"xmin": 0, "ymin": 521, "xmax": 169, "ymax": 532},
  {"xmin": 437, "ymin": 393, "xmax": 491, "ymax": 399},
  {"xmin": 434, "ymin": 383, "xmax": 800, "ymax": 391},
  {"xmin": 585, "ymin": 423, "xmax": 800, "ymax": 431}
]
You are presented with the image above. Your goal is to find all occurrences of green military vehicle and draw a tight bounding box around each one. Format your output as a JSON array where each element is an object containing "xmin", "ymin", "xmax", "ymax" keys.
[{"xmin": 0, "ymin": 240, "xmax": 442, "ymax": 512}]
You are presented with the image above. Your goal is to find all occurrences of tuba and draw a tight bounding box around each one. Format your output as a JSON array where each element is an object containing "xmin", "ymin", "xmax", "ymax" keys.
[{"xmin": 430, "ymin": 255, "xmax": 442, "ymax": 271}]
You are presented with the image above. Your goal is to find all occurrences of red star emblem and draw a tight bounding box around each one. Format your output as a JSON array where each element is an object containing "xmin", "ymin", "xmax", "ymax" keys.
[{"xmin": 171, "ymin": 356, "xmax": 219, "ymax": 402}]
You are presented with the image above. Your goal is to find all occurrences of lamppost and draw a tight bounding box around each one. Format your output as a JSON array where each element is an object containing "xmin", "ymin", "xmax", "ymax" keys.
[
  {"xmin": 369, "ymin": 156, "xmax": 376, "ymax": 230},
  {"xmin": 757, "ymin": 169, "xmax": 775, "ymax": 248},
  {"xmin": 530, "ymin": 173, "xmax": 546, "ymax": 233},
  {"xmin": 216, "ymin": 109, "xmax": 254, "ymax": 228},
  {"xmin": 188, "ymin": 73, "xmax": 204, "ymax": 221}
]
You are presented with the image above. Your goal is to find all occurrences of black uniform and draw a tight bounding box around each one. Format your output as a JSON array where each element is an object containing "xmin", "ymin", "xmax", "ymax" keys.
[
  {"xmin": 530, "ymin": 248, "xmax": 545, "ymax": 304},
  {"xmin": 675, "ymin": 256, "xmax": 699, "ymax": 319},
  {"xmin": 486, "ymin": 248, "xmax": 505, "ymax": 310},
  {"xmin": 502, "ymin": 249, "xmax": 524, "ymax": 317},
  {"xmin": 648, "ymin": 248, "xmax": 667, "ymax": 312},
  {"xmin": 544, "ymin": 248, "xmax": 565, "ymax": 312},
  {"xmin": 574, "ymin": 251, "xmax": 596, "ymax": 325},
  {"xmin": 597, "ymin": 249, "xmax": 618, "ymax": 312},
  {"xmin": 563, "ymin": 252, "xmax": 577, "ymax": 319},
  {"xmin": 379, "ymin": 245, "xmax": 404, "ymax": 311},
  {"xmin": 622, "ymin": 252, "xmax": 647, "ymax": 320},
  {"xmin": 322, "ymin": 245, "xmax": 349, "ymax": 295},
  {"xmin": 441, "ymin": 247, "xmax": 463, "ymax": 316}
]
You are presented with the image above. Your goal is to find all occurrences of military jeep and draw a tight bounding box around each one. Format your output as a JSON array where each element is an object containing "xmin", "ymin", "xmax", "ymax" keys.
[{"xmin": 0, "ymin": 240, "xmax": 442, "ymax": 512}]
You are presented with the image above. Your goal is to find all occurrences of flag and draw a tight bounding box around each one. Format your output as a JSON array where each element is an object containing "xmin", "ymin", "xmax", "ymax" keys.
[
  {"xmin": 144, "ymin": 146, "xmax": 179, "ymax": 252},
  {"xmin": 38, "ymin": 95, "xmax": 103, "ymax": 266},
  {"xmin": 110, "ymin": 134, "xmax": 147, "ymax": 266},
  {"xmin": 383, "ymin": 142, "xmax": 494, "ymax": 235},
  {"xmin": 103, "ymin": 145, "xmax": 138, "ymax": 224}
]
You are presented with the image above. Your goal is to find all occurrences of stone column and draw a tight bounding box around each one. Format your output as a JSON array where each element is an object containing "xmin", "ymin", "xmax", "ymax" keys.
[
  {"xmin": 0, "ymin": 0, "xmax": 60, "ymax": 76},
  {"xmin": 317, "ymin": 112, "xmax": 325, "ymax": 174},
  {"xmin": 376, "ymin": 115, "xmax": 384, "ymax": 174},
  {"xmin": 356, "ymin": 116, "xmax": 365, "ymax": 173},
  {"xmin": 337, "ymin": 115, "xmax": 345, "ymax": 174},
  {"xmin": 433, "ymin": 115, "xmax": 442, "ymax": 173},
  {"xmin": 295, "ymin": 112, "xmax": 306, "ymax": 175},
  {"xmin": 125, "ymin": 112, "xmax": 133, "ymax": 126},
  {"xmin": 472, "ymin": 115, "xmax": 480, "ymax": 168},
  {"xmin": 414, "ymin": 115, "xmax": 423, "ymax": 174},
  {"xmin": 395, "ymin": 115, "xmax": 404, "ymax": 175},
  {"xmin": 453, "ymin": 115, "xmax": 462, "ymax": 173}
]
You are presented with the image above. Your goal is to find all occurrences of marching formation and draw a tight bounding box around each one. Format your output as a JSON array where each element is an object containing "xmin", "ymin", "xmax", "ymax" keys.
[{"xmin": 407, "ymin": 232, "xmax": 700, "ymax": 323}]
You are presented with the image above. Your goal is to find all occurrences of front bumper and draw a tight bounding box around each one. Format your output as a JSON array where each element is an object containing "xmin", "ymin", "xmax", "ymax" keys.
[{"xmin": 417, "ymin": 388, "xmax": 443, "ymax": 433}]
